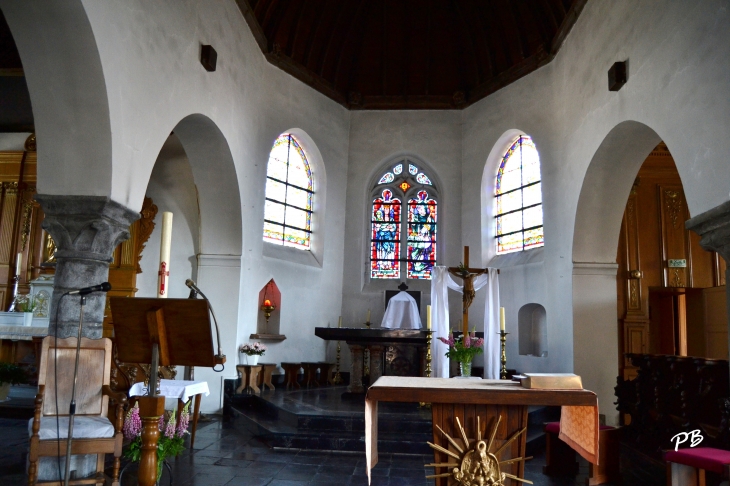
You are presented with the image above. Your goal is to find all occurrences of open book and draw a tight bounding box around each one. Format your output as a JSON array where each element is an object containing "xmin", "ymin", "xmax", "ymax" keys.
[{"xmin": 518, "ymin": 373, "xmax": 583, "ymax": 390}]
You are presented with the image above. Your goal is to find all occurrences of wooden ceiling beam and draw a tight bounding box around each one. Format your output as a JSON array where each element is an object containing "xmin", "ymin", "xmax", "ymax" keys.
[
  {"xmin": 289, "ymin": 0, "xmax": 311, "ymax": 60},
  {"xmin": 304, "ymin": 0, "xmax": 332, "ymax": 69},
  {"xmin": 451, "ymin": 0, "xmax": 487, "ymax": 86},
  {"xmin": 316, "ymin": 0, "xmax": 350, "ymax": 76}
]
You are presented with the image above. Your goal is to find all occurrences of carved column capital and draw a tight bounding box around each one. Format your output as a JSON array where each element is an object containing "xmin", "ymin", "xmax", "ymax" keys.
[
  {"xmin": 686, "ymin": 199, "xmax": 730, "ymax": 262},
  {"xmin": 35, "ymin": 195, "xmax": 140, "ymax": 338}
]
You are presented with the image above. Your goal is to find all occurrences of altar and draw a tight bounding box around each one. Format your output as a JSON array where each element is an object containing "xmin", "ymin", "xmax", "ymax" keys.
[
  {"xmin": 314, "ymin": 327, "xmax": 430, "ymax": 393},
  {"xmin": 365, "ymin": 376, "xmax": 598, "ymax": 485}
]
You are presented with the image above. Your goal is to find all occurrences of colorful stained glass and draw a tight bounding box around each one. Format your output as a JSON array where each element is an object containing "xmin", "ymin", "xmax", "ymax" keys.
[
  {"xmin": 379, "ymin": 172, "xmax": 394, "ymax": 184},
  {"xmin": 371, "ymin": 189, "xmax": 402, "ymax": 279},
  {"xmin": 495, "ymin": 135, "xmax": 543, "ymax": 254},
  {"xmin": 406, "ymin": 190, "xmax": 437, "ymax": 279},
  {"xmin": 400, "ymin": 181, "xmax": 411, "ymax": 192},
  {"xmin": 263, "ymin": 134, "xmax": 314, "ymax": 250},
  {"xmin": 409, "ymin": 163, "xmax": 418, "ymax": 175},
  {"xmin": 416, "ymin": 173, "xmax": 432, "ymax": 185},
  {"xmin": 393, "ymin": 164, "xmax": 403, "ymax": 175}
]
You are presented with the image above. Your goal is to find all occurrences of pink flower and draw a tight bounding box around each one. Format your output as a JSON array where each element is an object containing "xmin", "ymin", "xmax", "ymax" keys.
[
  {"xmin": 463, "ymin": 333, "xmax": 471, "ymax": 348},
  {"xmin": 158, "ymin": 414, "xmax": 165, "ymax": 431},
  {"xmin": 164, "ymin": 413, "xmax": 176, "ymax": 439},
  {"xmin": 123, "ymin": 403, "xmax": 142, "ymax": 440},
  {"xmin": 472, "ymin": 338, "xmax": 484, "ymax": 347},
  {"xmin": 176, "ymin": 405, "xmax": 190, "ymax": 438}
]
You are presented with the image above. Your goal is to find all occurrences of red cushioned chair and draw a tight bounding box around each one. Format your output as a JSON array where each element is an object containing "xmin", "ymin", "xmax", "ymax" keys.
[{"xmin": 665, "ymin": 447, "xmax": 730, "ymax": 486}]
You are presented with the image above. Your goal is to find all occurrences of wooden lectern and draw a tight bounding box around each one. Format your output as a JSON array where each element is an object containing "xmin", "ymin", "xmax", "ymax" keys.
[{"xmin": 110, "ymin": 298, "xmax": 225, "ymax": 486}]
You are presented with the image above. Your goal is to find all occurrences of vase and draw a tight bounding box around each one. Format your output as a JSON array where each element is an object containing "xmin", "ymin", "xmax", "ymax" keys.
[
  {"xmin": 243, "ymin": 354, "xmax": 259, "ymax": 366},
  {"xmin": 23, "ymin": 312, "xmax": 33, "ymax": 327},
  {"xmin": 459, "ymin": 361, "xmax": 472, "ymax": 377}
]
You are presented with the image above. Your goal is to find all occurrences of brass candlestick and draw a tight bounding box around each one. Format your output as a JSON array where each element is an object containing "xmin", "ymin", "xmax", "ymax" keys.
[
  {"xmin": 332, "ymin": 341, "xmax": 343, "ymax": 384},
  {"xmin": 420, "ymin": 330, "xmax": 433, "ymax": 408},
  {"xmin": 260, "ymin": 302, "xmax": 276, "ymax": 331},
  {"xmin": 498, "ymin": 331, "xmax": 509, "ymax": 380}
]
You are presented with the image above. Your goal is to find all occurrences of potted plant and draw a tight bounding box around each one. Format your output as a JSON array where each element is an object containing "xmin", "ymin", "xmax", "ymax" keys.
[
  {"xmin": 0, "ymin": 362, "xmax": 27, "ymax": 401},
  {"xmin": 16, "ymin": 294, "xmax": 37, "ymax": 327},
  {"xmin": 438, "ymin": 329, "xmax": 484, "ymax": 377},
  {"xmin": 239, "ymin": 342, "xmax": 267, "ymax": 365},
  {"xmin": 122, "ymin": 402, "xmax": 190, "ymax": 483}
]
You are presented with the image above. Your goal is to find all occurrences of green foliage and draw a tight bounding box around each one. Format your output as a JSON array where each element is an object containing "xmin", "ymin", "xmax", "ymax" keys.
[
  {"xmin": 16, "ymin": 295, "xmax": 37, "ymax": 313},
  {"xmin": 0, "ymin": 362, "xmax": 27, "ymax": 386}
]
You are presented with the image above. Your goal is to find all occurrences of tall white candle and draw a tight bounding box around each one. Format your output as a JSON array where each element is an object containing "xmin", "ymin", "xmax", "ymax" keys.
[
  {"xmin": 426, "ymin": 305, "xmax": 431, "ymax": 330},
  {"xmin": 366, "ymin": 309, "xmax": 371, "ymax": 323},
  {"xmin": 15, "ymin": 252, "xmax": 22, "ymax": 277},
  {"xmin": 500, "ymin": 307, "xmax": 506, "ymax": 331},
  {"xmin": 338, "ymin": 316, "xmax": 342, "ymax": 328},
  {"xmin": 157, "ymin": 212, "xmax": 173, "ymax": 298}
]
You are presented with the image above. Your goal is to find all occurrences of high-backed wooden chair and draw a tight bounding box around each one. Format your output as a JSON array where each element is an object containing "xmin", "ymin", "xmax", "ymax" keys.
[{"xmin": 28, "ymin": 337, "xmax": 127, "ymax": 485}]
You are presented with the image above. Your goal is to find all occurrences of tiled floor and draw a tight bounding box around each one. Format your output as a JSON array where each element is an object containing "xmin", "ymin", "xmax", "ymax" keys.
[{"xmin": 0, "ymin": 416, "xmax": 667, "ymax": 486}]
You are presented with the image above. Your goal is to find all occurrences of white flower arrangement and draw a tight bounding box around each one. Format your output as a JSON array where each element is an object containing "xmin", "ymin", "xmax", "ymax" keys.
[{"xmin": 239, "ymin": 342, "xmax": 267, "ymax": 356}]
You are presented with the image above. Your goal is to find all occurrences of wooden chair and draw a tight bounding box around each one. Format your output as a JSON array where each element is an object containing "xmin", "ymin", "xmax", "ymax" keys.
[{"xmin": 28, "ymin": 337, "xmax": 127, "ymax": 485}]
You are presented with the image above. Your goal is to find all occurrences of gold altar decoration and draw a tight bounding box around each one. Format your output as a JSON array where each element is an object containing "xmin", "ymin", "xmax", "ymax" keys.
[
  {"xmin": 498, "ymin": 331, "xmax": 509, "ymax": 380},
  {"xmin": 426, "ymin": 415, "xmax": 532, "ymax": 485},
  {"xmin": 260, "ymin": 281, "xmax": 277, "ymax": 331}
]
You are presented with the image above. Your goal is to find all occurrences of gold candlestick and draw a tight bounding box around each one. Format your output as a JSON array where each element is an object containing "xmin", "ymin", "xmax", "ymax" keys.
[
  {"xmin": 420, "ymin": 330, "xmax": 433, "ymax": 408},
  {"xmin": 498, "ymin": 331, "xmax": 509, "ymax": 379},
  {"xmin": 332, "ymin": 341, "xmax": 343, "ymax": 384}
]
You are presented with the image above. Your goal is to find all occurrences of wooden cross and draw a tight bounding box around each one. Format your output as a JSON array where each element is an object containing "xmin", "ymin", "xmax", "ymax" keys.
[{"xmin": 448, "ymin": 246, "xmax": 491, "ymax": 338}]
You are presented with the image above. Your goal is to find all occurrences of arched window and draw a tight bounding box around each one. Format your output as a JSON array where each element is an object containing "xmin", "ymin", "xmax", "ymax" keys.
[
  {"xmin": 263, "ymin": 133, "xmax": 314, "ymax": 250},
  {"xmin": 495, "ymin": 135, "xmax": 543, "ymax": 254},
  {"xmin": 371, "ymin": 161, "xmax": 438, "ymax": 279}
]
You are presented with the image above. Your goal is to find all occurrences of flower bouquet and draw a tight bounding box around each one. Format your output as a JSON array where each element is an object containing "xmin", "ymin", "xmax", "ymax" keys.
[
  {"xmin": 438, "ymin": 329, "xmax": 484, "ymax": 377},
  {"xmin": 123, "ymin": 402, "xmax": 189, "ymax": 481},
  {"xmin": 239, "ymin": 342, "xmax": 266, "ymax": 365}
]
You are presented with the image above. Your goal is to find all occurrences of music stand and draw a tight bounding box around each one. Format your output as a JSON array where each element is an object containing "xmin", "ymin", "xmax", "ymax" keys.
[{"xmin": 110, "ymin": 297, "xmax": 225, "ymax": 486}]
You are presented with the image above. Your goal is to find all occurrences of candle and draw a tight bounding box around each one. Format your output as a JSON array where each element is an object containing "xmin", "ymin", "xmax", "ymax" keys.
[
  {"xmin": 426, "ymin": 305, "xmax": 431, "ymax": 330},
  {"xmin": 500, "ymin": 307, "xmax": 506, "ymax": 331},
  {"xmin": 264, "ymin": 299, "xmax": 271, "ymax": 307},
  {"xmin": 157, "ymin": 212, "xmax": 173, "ymax": 298},
  {"xmin": 338, "ymin": 316, "xmax": 342, "ymax": 328},
  {"xmin": 15, "ymin": 252, "xmax": 22, "ymax": 277},
  {"xmin": 366, "ymin": 309, "xmax": 371, "ymax": 323}
]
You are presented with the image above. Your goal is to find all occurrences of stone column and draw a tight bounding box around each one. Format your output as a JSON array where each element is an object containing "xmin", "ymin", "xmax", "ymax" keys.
[
  {"xmin": 36, "ymin": 195, "xmax": 140, "ymax": 339},
  {"xmin": 686, "ymin": 200, "xmax": 730, "ymax": 374},
  {"xmin": 347, "ymin": 344, "xmax": 364, "ymax": 394},
  {"xmin": 368, "ymin": 345, "xmax": 384, "ymax": 386}
]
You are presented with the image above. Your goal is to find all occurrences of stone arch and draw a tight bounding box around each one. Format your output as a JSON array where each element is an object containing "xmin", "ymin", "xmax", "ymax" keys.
[
  {"xmin": 1, "ymin": 1, "xmax": 113, "ymax": 197},
  {"xmin": 571, "ymin": 120, "xmax": 662, "ymax": 425}
]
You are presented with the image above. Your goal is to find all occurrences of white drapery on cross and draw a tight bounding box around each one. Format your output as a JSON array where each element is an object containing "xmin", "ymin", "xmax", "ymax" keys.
[{"xmin": 430, "ymin": 266, "xmax": 500, "ymax": 379}]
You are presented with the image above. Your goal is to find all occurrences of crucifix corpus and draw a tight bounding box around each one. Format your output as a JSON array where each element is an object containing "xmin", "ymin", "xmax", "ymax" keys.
[{"xmin": 448, "ymin": 246, "xmax": 494, "ymax": 338}]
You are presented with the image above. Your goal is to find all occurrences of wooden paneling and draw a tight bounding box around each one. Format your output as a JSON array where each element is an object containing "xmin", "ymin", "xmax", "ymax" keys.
[{"xmin": 616, "ymin": 143, "xmax": 724, "ymax": 377}]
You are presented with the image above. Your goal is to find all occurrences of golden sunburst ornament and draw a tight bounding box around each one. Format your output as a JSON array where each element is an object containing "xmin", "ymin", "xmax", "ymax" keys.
[{"xmin": 425, "ymin": 415, "xmax": 533, "ymax": 485}]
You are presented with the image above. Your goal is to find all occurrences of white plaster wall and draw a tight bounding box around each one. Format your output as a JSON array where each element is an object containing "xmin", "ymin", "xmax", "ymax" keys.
[
  {"xmin": 24, "ymin": 0, "xmax": 351, "ymax": 412},
  {"xmin": 463, "ymin": 0, "xmax": 730, "ymax": 423},
  {"xmin": 342, "ymin": 111, "xmax": 464, "ymax": 348}
]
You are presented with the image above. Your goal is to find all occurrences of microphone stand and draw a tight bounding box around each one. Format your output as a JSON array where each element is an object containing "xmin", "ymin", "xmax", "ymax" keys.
[{"xmin": 64, "ymin": 295, "xmax": 85, "ymax": 486}]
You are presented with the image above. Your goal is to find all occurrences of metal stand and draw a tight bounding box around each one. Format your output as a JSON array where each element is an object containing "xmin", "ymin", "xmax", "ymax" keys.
[
  {"xmin": 63, "ymin": 295, "xmax": 85, "ymax": 486},
  {"xmin": 498, "ymin": 331, "xmax": 510, "ymax": 380},
  {"xmin": 7, "ymin": 275, "xmax": 19, "ymax": 311}
]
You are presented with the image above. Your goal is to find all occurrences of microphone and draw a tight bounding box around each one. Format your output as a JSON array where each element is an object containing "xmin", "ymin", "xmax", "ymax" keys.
[
  {"xmin": 67, "ymin": 282, "xmax": 112, "ymax": 295},
  {"xmin": 184, "ymin": 279, "xmax": 225, "ymax": 368}
]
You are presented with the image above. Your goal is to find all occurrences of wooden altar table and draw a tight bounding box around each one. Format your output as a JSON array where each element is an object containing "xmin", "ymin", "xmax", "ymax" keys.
[{"xmin": 365, "ymin": 376, "xmax": 599, "ymax": 485}]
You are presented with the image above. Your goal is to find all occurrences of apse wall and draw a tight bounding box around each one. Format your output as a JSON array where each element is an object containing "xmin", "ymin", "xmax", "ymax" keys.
[
  {"xmin": 463, "ymin": 0, "xmax": 730, "ymax": 423},
  {"xmin": 342, "ymin": 111, "xmax": 464, "ymax": 352},
  {"xmin": 2, "ymin": 0, "xmax": 352, "ymax": 412}
]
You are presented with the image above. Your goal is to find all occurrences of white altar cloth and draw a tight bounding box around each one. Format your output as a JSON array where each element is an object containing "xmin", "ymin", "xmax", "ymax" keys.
[
  {"xmin": 380, "ymin": 291, "xmax": 421, "ymax": 329},
  {"xmin": 128, "ymin": 379, "xmax": 209, "ymax": 403}
]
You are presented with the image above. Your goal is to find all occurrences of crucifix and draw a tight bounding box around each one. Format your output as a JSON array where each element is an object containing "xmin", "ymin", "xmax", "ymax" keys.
[{"xmin": 448, "ymin": 246, "xmax": 493, "ymax": 338}]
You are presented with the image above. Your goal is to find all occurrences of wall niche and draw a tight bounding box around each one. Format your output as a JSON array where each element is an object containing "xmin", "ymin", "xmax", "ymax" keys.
[
  {"xmin": 250, "ymin": 279, "xmax": 286, "ymax": 341},
  {"xmin": 518, "ymin": 303, "xmax": 547, "ymax": 357}
]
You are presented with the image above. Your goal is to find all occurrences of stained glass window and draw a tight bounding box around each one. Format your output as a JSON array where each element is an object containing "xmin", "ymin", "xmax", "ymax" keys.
[
  {"xmin": 371, "ymin": 161, "xmax": 438, "ymax": 279},
  {"xmin": 371, "ymin": 189, "xmax": 401, "ymax": 279},
  {"xmin": 407, "ymin": 191, "xmax": 437, "ymax": 279},
  {"xmin": 495, "ymin": 135, "xmax": 543, "ymax": 254},
  {"xmin": 263, "ymin": 134, "xmax": 314, "ymax": 250}
]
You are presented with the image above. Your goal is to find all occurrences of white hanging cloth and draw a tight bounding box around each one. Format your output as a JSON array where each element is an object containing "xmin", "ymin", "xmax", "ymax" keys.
[
  {"xmin": 429, "ymin": 266, "xmax": 500, "ymax": 379},
  {"xmin": 381, "ymin": 291, "xmax": 422, "ymax": 329}
]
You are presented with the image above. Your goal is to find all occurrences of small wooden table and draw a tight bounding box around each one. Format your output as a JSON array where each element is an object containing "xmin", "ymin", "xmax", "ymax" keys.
[
  {"xmin": 236, "ymin": 365, "xmax": 263, "ymax": 394},
  {"xmin": 281, "ymin": 362, "xmax": 301, "ymax": 390},
  {"xmin": 257, "ymin": 363, "xmax": 278, "ymax": 391}
]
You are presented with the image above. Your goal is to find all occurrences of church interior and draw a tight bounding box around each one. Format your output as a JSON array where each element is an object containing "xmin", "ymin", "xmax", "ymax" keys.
[{"xmin": 0, "ymin": 0, "xmax": 729, "ymax": 485}]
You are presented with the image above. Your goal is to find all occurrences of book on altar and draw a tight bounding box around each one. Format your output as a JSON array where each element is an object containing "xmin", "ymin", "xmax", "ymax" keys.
[{"xmin": 519, "ymin": 373, "xmax": 583, "ymax": 390}]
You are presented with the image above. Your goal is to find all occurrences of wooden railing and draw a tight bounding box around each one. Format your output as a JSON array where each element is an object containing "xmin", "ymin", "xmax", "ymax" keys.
[{"xmin": 615, "ymin": 353, "xmax": 730, "ymax": 457}]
